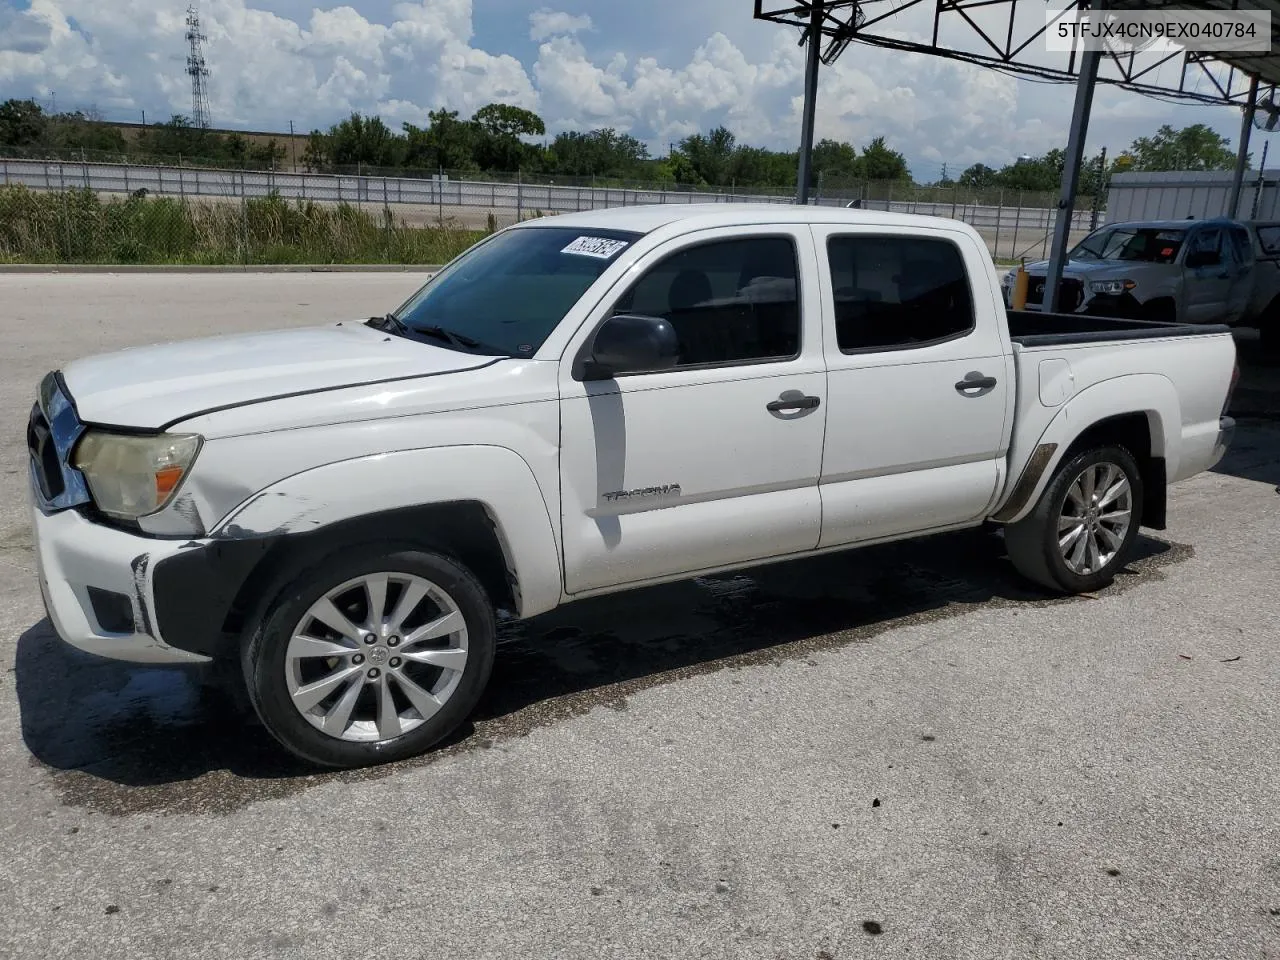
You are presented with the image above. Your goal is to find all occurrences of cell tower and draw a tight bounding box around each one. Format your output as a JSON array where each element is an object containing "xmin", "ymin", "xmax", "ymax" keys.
[{"xmin": 185, "ymin": 4, "xmax": 211, "ymax": 129}]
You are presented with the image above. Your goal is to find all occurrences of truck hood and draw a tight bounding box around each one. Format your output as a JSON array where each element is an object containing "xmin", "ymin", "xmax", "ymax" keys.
[
  {"xmin": 1020, "ymin": 258, "xmax": 1143, "ymax": 280},
  {"xmin": 61, "ymin": 321, "xmax": 498, "ymax": 430}
]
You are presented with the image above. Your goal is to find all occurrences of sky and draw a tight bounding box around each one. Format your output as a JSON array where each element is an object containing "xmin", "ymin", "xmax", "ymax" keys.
[{"xmin": 0, "ymin": 0, "xmax": 1261, "ymax": 181}]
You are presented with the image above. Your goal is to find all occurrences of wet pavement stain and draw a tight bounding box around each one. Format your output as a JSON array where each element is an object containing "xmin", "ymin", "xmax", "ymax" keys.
[{"xmin": 16, "ymin": 527, "xmax": 1193, "ymax": 817}]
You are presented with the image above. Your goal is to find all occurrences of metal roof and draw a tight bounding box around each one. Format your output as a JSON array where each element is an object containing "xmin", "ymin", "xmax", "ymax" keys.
[{"xmin": 1106, "ymin": 0, "xmax": 1280, "ymax": 93}]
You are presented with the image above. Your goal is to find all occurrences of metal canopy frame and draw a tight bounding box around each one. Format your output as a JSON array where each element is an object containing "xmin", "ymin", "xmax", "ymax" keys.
[
  {"xmin": 754, "ymin": 0, "xmax": 1280, "ymax": 105},
  {"xmin": 754, "ymin": 0, "xmax": 1280, "ymax": 310}
]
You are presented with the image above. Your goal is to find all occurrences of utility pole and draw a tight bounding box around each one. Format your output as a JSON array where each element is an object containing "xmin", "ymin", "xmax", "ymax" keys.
[
  {"xmin": 289, "ymin": 119, "xmax": 297, "ymax": 170},
  {"xmin": 186, "ymin": 4, "xmax": 212, "ymax": 129}
]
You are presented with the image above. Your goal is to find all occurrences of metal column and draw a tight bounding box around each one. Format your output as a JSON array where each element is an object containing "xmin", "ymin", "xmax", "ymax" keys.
[
  {"xmin": 1043, "ymin": 1, "xmax": 1103, "ymax": 314},
  {"xmin": 1229, "ymin": 75, "xmax": 1259, "ymax": 218},
  {"xmin": 795, "ymin": 2, "xmax": 823, "ymax": 205}
]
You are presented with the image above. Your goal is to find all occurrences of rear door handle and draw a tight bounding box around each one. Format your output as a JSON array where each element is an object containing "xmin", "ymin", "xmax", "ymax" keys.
[
  {"xmin": 766, "ymin": 395, "xmax": 821, "ymax": 412},
  {"xmin": 955, "ymin": 373, "xmax": 998, "ymax": 394}
]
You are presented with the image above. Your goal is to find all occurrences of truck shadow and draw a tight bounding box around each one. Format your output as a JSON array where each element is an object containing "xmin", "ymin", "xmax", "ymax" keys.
[
  {"xmin": 15, "ymin": 524, "xmax": 1184, "ymax": 815},
  {"xmin": 1218, "ymin": 333, "xmax": 1280, "ymax": 486}
]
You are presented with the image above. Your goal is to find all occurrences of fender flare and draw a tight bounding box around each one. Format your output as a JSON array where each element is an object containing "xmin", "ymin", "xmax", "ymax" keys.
[
  {"xmin": 992, "ymin": 373, "xmax": 1180, "ymax": 525},
  {"xmin": 214, "ymin": 444, "xmax": 563, "ymax": 618}
]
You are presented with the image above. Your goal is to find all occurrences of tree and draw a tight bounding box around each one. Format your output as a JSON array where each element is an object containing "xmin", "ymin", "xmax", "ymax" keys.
[
  {"xmin": 45, "ymin": 111, "xmax": 127, "ymax": 153},
  {"xmin": 679, "ymin": 126, "xmax": 737, "ymax": 185},
  {"xmin": 472, "ymin": 103, "xmax": 545, "ymax": 141},
  {"xmin": 301, "ymin": 130, "xmax": 331, "ymax": 171},
  {"xmin": 1127, "ymin": 123, "xmax": 1238, "ymax": 172},
  {"xmin": 0, "ymin": 98, "xmax": 48, "ymax": 146},
  {"xmin": 958, "ymin": 163, "xmax": 998, "ymax": 188},
  {"xmin": 811, "ymin": 138, "xmax": 859, "ymax": 181},
  {"xmin": 546, "ymin": 128, "xmax": 649, "ymax": 178},
  {"xmin": 857, "ymin": 136, "xmax": 910, "ymax": 181},
  {"xmin": 325, "ymin": 113, "xmax": 403, "ymax": 168},
  {"xmin": 403, "ymin": 109, "xmax": 476, "ymax": 171}
]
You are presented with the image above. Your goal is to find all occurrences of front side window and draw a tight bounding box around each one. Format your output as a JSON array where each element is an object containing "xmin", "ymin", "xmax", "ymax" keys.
[
  {"xmin": 827, "ymin": 235, "xmax": 974, "ymax": 352},
  {"xmin": 609, "ymin": 236, "xmax": 801, "ymax": 368},
  {"xmin": 393, "ymin": 226, "xmax": 643, "ymax": 357}
]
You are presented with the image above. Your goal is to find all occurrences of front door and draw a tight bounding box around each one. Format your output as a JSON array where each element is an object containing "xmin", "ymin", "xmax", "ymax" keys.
[
  {"xmin": 558, "ymin": 226, "xmax": 828, "ymax": 595},
  {"xmin": 1184, "ymin": 225, "xmax": 1235, "ymax": 324},
  {"xmin": 811, "ymin": 224, "xmax": 1014, "ymax": 547}
]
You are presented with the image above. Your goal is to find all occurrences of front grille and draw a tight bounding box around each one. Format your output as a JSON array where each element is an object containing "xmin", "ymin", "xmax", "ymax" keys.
[
  {"xmin": 1025, "ymin": 277, "xmax": 1083, "ymax": 311},
  {"xmin": 27, "ymin": 402, "xmax": 64, "ymax": 501}
]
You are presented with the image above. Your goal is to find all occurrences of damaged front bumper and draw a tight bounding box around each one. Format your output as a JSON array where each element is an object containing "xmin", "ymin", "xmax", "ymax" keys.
[{"xmin": 30, "ymin": 500, "xmax": 214, "ymax": 665}]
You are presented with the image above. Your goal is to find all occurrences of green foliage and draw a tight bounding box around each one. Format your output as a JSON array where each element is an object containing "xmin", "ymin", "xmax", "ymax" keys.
[
  {"xmin": 1125, "ymin": 123, "xmax": 1238, "ymax": 172},
  {"xmin": 0, "ymin": 98, "xmax": 46, "ymax": 146},
  {"xmin": 547, "ymin": 129, "xmax": 650, "ymax": 178},
  {"xmin": 0, "ymin": 185, "xmax": 483, "ymax": 265}
]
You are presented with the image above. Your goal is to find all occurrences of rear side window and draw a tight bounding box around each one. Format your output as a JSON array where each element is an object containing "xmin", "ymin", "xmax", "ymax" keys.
[
  {"xmin": 610, "ymin": 236, "xmax": 801, "ymax": 368},
  {"xmin": 1257, "ymin": 225, "xmax": 1280, "ymax": 255},
  {"xmin": 826, "ymin": 235, "xmax": 975, "ymax": 352}
]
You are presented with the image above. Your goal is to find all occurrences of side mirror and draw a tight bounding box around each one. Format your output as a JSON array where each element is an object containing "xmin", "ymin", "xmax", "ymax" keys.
[
  {"xmin": 1186, "ymin": 250, "xmax": 1219, "ymax": 268},
  {"xmin": 582, "ymin": 314, "xmax": 679, "ymax": 379}
]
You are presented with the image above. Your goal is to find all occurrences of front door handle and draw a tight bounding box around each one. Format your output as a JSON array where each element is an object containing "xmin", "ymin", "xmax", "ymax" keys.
[
  {"xmin": 955, "ymin": 372, "xmax": 998, "ymax": 394},
  {"xmin": 766, "ymin": 394, "xmax": 821, "ymax": 412}
]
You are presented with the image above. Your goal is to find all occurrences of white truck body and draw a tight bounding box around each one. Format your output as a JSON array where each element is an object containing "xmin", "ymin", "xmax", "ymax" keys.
[{"xmin": 26, "ymin": 203, "xmax": 1239, "ymax": 767}]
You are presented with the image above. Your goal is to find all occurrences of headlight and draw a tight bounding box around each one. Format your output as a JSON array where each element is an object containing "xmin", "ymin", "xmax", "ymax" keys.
[
  {"xmin": 1090, "ymin": 279, "xmax": 1136, "ymax": 295},
  {"xmin": 72, "ymin": 431, "xmax": 202, "ymax": 520}
]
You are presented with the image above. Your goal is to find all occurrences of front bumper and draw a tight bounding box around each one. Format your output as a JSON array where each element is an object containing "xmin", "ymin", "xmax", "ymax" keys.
[{"xmin": 31, "ymin": 501, "xmax": 214, "ymax": 665}]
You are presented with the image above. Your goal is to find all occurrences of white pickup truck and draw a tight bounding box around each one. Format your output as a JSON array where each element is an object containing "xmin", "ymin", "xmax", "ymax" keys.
[{"xmin": 26, "ymin": 204, "xmax": 1240, "ymax": 769}]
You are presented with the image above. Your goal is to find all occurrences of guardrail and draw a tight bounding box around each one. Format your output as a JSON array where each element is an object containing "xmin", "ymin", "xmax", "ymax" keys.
[{"xmin": 0, "ymin": 158, "xmax": 1101, "ymax": 256}]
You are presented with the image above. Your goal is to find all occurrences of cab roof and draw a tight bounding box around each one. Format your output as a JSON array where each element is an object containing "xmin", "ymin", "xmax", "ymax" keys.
[{"xmin": 507, "ymin": 202, "xmax": 982, "ymax": 237}]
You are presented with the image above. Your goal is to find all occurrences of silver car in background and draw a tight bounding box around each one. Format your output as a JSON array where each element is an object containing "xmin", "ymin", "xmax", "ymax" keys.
[{"xmin": 1003, "ymin": 217, "xmax": 1255, "ymax": 326}]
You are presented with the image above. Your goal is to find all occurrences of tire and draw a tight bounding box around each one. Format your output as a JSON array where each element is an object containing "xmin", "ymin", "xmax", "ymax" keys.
[
  {"xmin": 241, "ymin": 545, "xmax": 496, "ymax": 769},
  {"xmin": 1139, "ymin": 299, "xmax": 1176, "ymax": 324},
  {"xmin": 1004, "ymin": 444, "xmax": 1145, "ymax": 595},
  {"xmin": 1261, "ymin": 309, "xmax": 1280, "ymax": 355}
]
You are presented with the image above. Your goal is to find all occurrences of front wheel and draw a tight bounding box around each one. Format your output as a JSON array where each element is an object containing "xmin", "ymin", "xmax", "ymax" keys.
[
  {"xmin": 1004, "ymin": 445, "xmax": 1145, "ymax": 594},
  {"xmin": 242, "ymin": 546, "xmax": 496, "ymax": 769}
]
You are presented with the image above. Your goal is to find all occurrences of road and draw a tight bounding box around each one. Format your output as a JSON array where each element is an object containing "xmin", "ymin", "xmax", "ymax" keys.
[{"xmin": 1, "ymin": 273, "xmax": 1278, "ymax": 960}]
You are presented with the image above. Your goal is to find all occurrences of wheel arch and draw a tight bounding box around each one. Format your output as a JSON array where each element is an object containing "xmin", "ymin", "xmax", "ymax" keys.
[
  {"xmin": 150, "ymin": 445, "xmax": 565, "ymax": 659},
  {"xmin": 992, "ymin": 374, "xmax": 1179, "ymax": 527}
]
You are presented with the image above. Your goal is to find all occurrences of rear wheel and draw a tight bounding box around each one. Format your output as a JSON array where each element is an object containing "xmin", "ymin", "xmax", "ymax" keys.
[
  {"xmin": 1139, "ymin": 298, "xmax": 1176, "ymax": 324},
  {"xmin": 1004, "ymin": 445, "xmax": 1144, "ymax": 594},
  {"xmin": 1260, "ymin": 300, "xmax": 1280, "ymax": 354},
  {"xmin": 242, "ymin": 546, "xmax": 496, "ymax": 769}
]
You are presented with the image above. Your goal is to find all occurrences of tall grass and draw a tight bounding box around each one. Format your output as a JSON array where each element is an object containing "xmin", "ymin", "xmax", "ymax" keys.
[{"xmin": 0, "ymin": 186, "xmax": 486, "ymax": 265}]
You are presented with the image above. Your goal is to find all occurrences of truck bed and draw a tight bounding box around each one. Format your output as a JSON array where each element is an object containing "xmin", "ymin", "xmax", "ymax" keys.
[{"xmin": 1007, "ymin": 310, "xmax": 1232, "ymax": 347}]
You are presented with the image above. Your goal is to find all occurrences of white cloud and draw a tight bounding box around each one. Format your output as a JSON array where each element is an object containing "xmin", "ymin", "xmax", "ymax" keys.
[
  {"xmin": 528, "ymin": 8, "xmax": 592, "ymax": 42},
  {"xmin": 0, "ymin": 0, "xmax": 1249, "ymax": 173}
]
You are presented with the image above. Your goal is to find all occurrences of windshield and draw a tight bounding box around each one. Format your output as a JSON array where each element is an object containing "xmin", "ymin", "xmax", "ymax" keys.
[
  {"xmin": 1068, "ymin": 226, "xmax": 1186, "ymax": 264},
  {"xmin": 390, "ymin": 225, "xmax": 644, "ymax": 357}
]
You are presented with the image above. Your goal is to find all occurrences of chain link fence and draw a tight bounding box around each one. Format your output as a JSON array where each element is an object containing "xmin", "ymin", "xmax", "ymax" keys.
[{"xmin": 0, "ymin": 152, "xmax": 1104, "ymax": 265}]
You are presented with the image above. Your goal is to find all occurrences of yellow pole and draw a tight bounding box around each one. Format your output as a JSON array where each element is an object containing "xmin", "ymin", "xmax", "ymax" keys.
[{"xmin": 1011, "ymin": 258, "xmax": 1029, "ymax": 311}]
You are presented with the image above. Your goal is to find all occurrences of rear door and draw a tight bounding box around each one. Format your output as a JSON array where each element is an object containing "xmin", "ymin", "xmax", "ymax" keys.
[
  {"xmin": 1224, "ymin": 223, "xmax": 1255, "ymax": 323},
  {"xmin": 811, "ymin": 224, "xmax": 1014, "ymax": 547}
]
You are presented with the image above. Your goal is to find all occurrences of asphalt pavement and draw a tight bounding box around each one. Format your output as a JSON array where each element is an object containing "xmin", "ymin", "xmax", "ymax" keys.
[{"xmin": 0, "ymin": 273, "xmax": 1278, "ymax": 960}]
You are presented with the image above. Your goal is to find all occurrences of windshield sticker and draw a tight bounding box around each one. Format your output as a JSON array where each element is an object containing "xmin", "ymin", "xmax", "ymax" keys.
[{"xmin": 561, "ymin": 236, "xmax": 630, "ymax": 259}]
